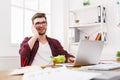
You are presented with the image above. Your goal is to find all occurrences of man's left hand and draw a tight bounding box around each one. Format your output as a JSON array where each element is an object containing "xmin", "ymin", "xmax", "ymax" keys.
[{"xmin": 67, "ymin": 57, "xmax": 75, "ymax": 63}]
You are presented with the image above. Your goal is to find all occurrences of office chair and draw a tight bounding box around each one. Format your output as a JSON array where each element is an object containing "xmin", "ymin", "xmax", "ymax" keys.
[{"xmin": 21, "ymin": 56, "xmax": 25, "ymax": 67}]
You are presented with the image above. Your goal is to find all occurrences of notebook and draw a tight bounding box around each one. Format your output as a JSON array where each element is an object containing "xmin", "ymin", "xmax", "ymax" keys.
[{"xmin": 66, "ymin": 40, "xmax": 104, "ymax": 67}]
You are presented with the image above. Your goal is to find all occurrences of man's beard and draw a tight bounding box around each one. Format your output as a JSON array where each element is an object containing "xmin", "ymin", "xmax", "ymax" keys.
[{"xmin": 38, "ymin": 29, "xmax": 46, "ymax": 35}]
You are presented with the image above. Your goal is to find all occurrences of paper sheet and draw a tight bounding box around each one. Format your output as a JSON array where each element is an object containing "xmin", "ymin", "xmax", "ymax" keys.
[
  {"xmin": 22, "ymin": 67, "xmax": 101, "ymax": 80},
  {"xmin": 9, "ymin": 66, "xmax": 42, "ymax": 75}
]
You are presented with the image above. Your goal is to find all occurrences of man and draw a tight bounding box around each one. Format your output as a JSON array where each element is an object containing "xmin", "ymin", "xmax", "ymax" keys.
[{"xmin": 19, "ymin": 13, "xmax": 74, "ymax": 67}]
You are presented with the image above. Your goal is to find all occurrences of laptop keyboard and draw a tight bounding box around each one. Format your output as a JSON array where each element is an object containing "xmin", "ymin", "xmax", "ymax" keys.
[{"xmin": 82, "ymin": 63, "xmax": 120, "ymax": 70}]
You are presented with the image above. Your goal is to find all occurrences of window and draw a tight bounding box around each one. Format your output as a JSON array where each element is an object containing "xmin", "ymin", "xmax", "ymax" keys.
[{"xmin": 11, "ymin": 0, "xmax": 51, "ymax": 44}]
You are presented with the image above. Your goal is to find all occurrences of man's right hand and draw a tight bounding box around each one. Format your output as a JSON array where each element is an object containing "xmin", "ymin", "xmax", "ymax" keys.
[
  {"xmin": 28, "ymin": 26, "xmax": 39, "ymax": 50},
  {"xmin": 32, "ymin": 26, "xmax": 39, "ymax": 38}
]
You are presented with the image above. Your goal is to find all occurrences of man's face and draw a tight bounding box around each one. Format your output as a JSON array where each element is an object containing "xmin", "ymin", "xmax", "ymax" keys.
[{"xmin": 33, "ymin": 18, "xmax": 47, "ymax": 35}]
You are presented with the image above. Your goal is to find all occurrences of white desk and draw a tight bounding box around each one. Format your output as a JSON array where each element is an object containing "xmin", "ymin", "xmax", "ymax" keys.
[{"xmin": 1, "ymin": 65, "xmax": 120, "ymax": 80}]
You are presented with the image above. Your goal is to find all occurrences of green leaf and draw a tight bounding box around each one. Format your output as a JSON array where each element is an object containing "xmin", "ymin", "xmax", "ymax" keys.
[{"xmin": 117, "ymin": 51, "xmax": 120, "ymax": 57}]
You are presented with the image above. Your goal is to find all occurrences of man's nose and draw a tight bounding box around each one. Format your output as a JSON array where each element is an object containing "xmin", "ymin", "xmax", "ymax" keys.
[{"xmin": 37, "ymin": 23, "xmax": 44, "ymax": 27}]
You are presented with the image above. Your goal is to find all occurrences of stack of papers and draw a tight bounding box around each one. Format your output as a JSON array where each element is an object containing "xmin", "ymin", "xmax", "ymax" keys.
[
  {"xmin": 22, "ymin": 67, "xmax": 101, "ymax": 80},
  {"xmin": 81, "ymin": 63, "xmax": 120, "ymax": 70}
]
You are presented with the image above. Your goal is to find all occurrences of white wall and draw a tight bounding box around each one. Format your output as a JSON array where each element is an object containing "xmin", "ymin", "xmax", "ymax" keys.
[
  {"xmin": 51, "ymin": 0, "xmax": 64, "ymax": 45},
  {"xmin": 0, "ymin": 56, "xmax": 20, "ymax": 70},
  {"xmin": 0, "ymin": 0, "xmax": 20, "ymax": 57},
  {"xmin": 100, "ymin": 0, "xmax": 120, "ymax": 60},
  {"xmin": 0, "ymin": 0, "xmax": 20, "ymax": 69}
]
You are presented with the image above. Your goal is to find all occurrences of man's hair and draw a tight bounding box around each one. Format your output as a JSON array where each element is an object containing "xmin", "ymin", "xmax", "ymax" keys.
[{"xmin": 32, "ymin": 13, "xmax": 47, "ymax": 24}]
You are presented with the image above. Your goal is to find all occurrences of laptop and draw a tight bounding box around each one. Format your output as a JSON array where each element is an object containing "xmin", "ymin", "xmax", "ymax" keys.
[{"xmin": 66, "ymin": 40, "xmax": 104, "ymax": 67}]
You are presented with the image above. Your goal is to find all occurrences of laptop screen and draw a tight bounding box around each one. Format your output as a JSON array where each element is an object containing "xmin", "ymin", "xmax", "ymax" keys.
[{"xmin": 74, "ymin": 40, "xmax": 104, "ymax": 66}]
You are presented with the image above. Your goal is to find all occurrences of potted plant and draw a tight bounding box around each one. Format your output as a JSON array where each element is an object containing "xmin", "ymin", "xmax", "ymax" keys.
[
  {"xmin": 116, "ymin": 50, "xmax": 120, "ymax": 62},
  {"xmin": 83, "ymin": 0, "xmax": 90, "ymax": 6}
]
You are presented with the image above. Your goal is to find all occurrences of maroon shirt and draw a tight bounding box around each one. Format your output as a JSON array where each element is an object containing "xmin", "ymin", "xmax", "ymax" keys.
[{"xmin": 19, "ymin": 36, "xmax": 74, "ymax": 66}]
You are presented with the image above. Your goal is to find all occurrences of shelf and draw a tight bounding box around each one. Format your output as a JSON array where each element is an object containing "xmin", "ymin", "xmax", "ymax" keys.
[
  {"xmin": 70, "ymin": 4, "xmax": 102, "ymax": 13},
  {"xmin": 68, "ymin": 3, "xmax": 107, "ymax": 50},
  {"xmin": 69, "ymin": 23, "xmax": 102, "ymax": 28}
]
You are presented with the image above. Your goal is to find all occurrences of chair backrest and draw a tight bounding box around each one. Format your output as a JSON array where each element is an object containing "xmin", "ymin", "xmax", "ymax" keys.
[{"xmin": 21, "ymin": 56, "xmax": 25, "ymax": 67}]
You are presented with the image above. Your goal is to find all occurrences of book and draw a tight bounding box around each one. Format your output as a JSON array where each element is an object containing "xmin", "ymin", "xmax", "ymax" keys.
[{"xmin": 95, "ymin": 33, "xmax": 101, "ymax": 40}]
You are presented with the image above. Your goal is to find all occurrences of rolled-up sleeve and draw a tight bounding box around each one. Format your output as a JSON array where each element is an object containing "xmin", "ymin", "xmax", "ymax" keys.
[{"xmin": 19, "ymin": 37, "xmax": 31, "ymax": 57}]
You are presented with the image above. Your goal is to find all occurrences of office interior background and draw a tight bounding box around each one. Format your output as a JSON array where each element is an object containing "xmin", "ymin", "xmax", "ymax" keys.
[{"xmin": 0, "ymin": 0, "xmax": 120, "ymax": 69}]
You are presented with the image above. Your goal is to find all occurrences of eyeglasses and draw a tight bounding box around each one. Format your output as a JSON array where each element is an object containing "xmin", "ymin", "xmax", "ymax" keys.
[{"xmin": 34, "ymin": 21, "xmax": 47, "ymax": 26}]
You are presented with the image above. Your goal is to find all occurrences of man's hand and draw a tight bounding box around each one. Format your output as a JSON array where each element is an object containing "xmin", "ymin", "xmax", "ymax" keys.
[
  {"xmin": 32, "ymin": 26, "xmax": 39, "ymax": 38},
  {"xmin": 67, "ymin": 57, "xmax": 75, "ymax": 63},
  {"xmin": 28, "ymin": 26, "xmax": 39, "ymax": 50}
]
